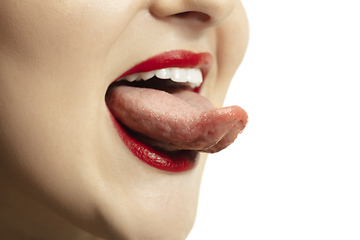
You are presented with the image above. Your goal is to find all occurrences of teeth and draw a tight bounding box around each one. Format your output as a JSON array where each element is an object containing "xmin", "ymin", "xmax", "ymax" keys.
[
  {"xmin": 125, "ymin": 73, "xmax": 140, "ymax": 82},
  {"xmin": 187, "ymin": 68, "xmax": 202, "ymax": 86},
  {"xmin": 140, "ymin": 71, "xmax": 155, "ymax": 80},
  {"xmin": 155, "ymin": 68, "xmax": 171, "ymax": 79},
  {"xmin": 119, "ymin": 68, "xmax": 203, "ymax": 88},
  {"xmin": 170, "ymin": 68, "xmax": 187, "ymax": 83}
]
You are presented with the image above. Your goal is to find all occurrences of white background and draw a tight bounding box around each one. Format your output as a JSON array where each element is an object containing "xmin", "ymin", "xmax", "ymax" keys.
[{"xmin": 187, "ymin": 0, "xmax": 360, "ymax": 239}]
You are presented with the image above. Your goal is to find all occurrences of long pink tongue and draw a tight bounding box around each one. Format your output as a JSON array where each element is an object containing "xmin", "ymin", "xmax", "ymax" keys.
[{"xmin": 106, "ymin": 86, "xmax": 247, "ymax": 153}]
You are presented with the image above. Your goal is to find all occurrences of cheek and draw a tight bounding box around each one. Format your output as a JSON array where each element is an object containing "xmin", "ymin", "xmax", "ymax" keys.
[
  {"xmin": 0, "ymin": 0, "xmax": 140, "ymax": 221},
  {"xmin": 0, "ymin": 1, "xmax": 132, "ymax": 75},
  {"xmin": 211, "ymin": 2, "xmax": 249, "ymax": 107},
  {"xmin": 0, "ymin": 0, "xmax": 142, "ymax": 159}
]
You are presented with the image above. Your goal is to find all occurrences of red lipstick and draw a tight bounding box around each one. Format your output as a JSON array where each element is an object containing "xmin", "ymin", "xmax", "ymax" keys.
[
  {"xmin": 108, "ymin": 50, "xmax": 213, "ymax": 172},
  {"xmin": 109, "ymin": 112, "xmax": 198, "ymax": 172}
]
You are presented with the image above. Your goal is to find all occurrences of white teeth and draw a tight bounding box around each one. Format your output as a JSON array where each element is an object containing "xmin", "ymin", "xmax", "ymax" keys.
[
  {"xmin": 119, "ymin": 68, "xmax": 203, "ymax": 88},
  {"xmin": 140, "ymin": 71, "xmax": 155, "ymax": 80},
  {"xmin": 170, "ymin": 68, "xmax": 187, "ymax": 83},
  {"xmin": 125, "ymin": 73, "xmax": 140, "ymax": 82},
  {"xmin": 187, "ymin": 68, "xmax": 202, "ymax": 86},
  {"xmin": 155, "ymin": 68, "xmax": 171, "ymax": 79}
]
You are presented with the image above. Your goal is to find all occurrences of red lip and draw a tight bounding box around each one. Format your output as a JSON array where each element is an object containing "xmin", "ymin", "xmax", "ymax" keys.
[{"xmin": 108, "ymin": 50, "xmax": 213, "ymax": 172}]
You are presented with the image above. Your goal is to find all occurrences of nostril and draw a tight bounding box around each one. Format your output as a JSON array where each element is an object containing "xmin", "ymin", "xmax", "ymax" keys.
[
  {"xmin": 174, "ymin": 11, "xmax": 210, "ymax": 23},
  {"xmin": 149, "ymin": 0, "xmax": 237, "ymax": 28}
]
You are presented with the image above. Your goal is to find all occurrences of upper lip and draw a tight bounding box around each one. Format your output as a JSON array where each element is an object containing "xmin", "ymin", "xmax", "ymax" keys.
[{"xmin": 115, "ymin": 50, "xmax": 213, "ymax": 82}]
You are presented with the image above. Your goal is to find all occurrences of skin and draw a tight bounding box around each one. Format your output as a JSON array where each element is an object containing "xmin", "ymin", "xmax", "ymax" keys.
[{"xmin": 0, "ymin": 0, "xmax": 249, "ymax": 239}]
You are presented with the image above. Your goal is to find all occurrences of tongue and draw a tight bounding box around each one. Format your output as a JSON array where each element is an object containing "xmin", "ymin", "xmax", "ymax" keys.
[{"xmin": 106, "ymin": 86, "xmax": 247, "ymax": 153}]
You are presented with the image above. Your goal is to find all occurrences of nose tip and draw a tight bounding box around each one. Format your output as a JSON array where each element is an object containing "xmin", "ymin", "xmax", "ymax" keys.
[{"xmin": 149, "ymin": 0, "xmax": 237, "ymax": 28}]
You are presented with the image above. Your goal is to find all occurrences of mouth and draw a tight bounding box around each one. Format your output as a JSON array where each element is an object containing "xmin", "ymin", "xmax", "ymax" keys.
[{"xmin": 105, "ymin": 50, "xmax": 248, "ymax": 172}]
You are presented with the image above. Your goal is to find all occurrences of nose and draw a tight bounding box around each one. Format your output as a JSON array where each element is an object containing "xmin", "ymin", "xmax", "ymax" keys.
[{"xmin": 149, "ymin": 0, "xmax": 237, "ymax": 28}]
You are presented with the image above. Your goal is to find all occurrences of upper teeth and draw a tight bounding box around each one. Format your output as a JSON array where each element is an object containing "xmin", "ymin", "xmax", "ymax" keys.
[{"xmin": 118, "ymin": 68, "xmax": 203, "ymax": 88}]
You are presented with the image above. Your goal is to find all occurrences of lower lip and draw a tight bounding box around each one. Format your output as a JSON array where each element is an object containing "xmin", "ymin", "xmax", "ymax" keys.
[{"xmin": 108, "ymin": 109, "xmax": 198, "ymax": 172}]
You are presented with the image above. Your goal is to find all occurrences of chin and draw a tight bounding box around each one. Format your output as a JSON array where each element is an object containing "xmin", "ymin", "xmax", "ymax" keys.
[
  {"xmin": 105, "ymin": 205, "xmax": 197, "ymax": 240},
  {"xmin": 87, "ymin": 154, "xmax": 209, "ymax": 240}
]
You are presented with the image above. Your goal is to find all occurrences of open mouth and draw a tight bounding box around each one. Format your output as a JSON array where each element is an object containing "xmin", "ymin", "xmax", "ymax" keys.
[{"xmin": 105, "ymin": 50, "xmax": 248, "ymax": 172}]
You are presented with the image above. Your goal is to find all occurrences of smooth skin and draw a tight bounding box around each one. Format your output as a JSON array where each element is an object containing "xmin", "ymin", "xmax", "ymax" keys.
[{"xmin": 0, "ymin": 0, "xmax": 249, "ymax": 239}]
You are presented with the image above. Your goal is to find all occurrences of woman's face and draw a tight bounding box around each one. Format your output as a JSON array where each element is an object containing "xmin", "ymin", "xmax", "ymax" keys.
[{"xmin": 0, "ymin": 0, "xmax": 248, "ymax": 239}]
